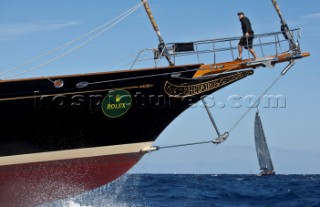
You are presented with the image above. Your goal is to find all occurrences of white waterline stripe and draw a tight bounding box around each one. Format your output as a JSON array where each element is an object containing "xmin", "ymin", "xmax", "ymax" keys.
[{"xmin": 0, "ymin": 141, "xmax": 153, "ymax": 166}]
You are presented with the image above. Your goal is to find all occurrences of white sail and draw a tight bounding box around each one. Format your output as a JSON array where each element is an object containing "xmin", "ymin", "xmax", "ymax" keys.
[{"xmin": 254, "ymin": 111, "xmax": 275, "ymax": 174}]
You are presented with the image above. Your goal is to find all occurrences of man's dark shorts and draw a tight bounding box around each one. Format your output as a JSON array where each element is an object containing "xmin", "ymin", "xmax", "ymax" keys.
[{"xmin": 239, "ymin": 34, "xmax": 254, "ymax": 49}]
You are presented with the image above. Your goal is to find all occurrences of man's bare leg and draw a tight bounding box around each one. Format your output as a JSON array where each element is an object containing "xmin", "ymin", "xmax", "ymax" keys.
[{"xmin": 249, "ymin": 48, "xmax": 257, "ymax": 59}]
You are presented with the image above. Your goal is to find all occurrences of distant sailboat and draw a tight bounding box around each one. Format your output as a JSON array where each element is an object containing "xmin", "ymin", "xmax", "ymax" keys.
[{"xmin": 254, "ymin": 109, "xmax": 275, "ymax": 176}]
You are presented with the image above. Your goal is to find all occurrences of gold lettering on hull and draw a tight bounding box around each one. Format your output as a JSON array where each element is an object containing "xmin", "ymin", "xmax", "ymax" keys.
[
  {"xmin": 107, "ymin": 103, "xmax": 126, "ymax": 110},
  {"xmin": 164, "ymin": 71, "xmax": 253, "ymax": 98}
]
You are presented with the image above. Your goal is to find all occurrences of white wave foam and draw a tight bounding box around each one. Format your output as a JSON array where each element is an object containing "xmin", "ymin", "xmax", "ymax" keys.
[
  {"xmin": 62, "ymin": 199, "xmax": 136, "ymax": 207},
  {"xmin": 63, "ymin": 201, "xmax": 93, "ymax": 207}
]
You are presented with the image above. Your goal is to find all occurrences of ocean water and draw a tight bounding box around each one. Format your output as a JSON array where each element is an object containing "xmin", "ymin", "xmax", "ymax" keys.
[{"xmin": 44, "ymin": 174, "xmax": 320, "ymax": 207}]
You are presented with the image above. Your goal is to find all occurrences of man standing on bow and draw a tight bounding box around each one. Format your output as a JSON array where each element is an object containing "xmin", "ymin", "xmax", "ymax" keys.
[{"xmin": 237, "ymin": 12, "xmax": 257, "ymax": 60}]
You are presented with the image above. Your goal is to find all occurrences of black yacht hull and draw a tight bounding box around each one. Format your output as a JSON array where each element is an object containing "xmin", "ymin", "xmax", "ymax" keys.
[{"xmin": 0, "ymin": 64, "xmax": 253, "ymax": 206}]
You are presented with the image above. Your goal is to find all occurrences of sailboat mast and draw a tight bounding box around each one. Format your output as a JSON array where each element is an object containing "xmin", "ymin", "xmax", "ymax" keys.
[
  {"xmin": 271, "ymin": 0, "xmax": 298, "ymax": 51},
  {"xmin": 141, "ymin": 0, "xmax": 174, "ymax": 66},
  {"xmin": 141, "ymin": 0, "xmax": 162, "ymax": 43},
  {"xmin": 271, "ymin": 0, "xmax": 285, "ymax": 23}
]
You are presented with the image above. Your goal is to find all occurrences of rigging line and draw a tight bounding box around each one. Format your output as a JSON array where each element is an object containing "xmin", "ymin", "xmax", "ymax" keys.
[
  {"xmin": 77, "ymin": 62, "xmax": 245, "ymax": 88},
  {"xmin": 148, "ymin": 63, "xmax": 295, "ymax": 151},
  {"xmin": 228, "ymin": 74, "xmax": 282, "ymax": 133},
  {"xmin": 155, "ymin": 140, "xmax": 213, "ymax": 150},
  {"xmin": 76, "ymin": 71, "xmax": 176, "ymax": 88},
  {"xmin": 76, "ymin": 65, "xmax": 242, "ymax": 88},
  {"xmin": 149, "ymin": 73, "xmax": 283, "ymax": 152},
  {"xmin": 2, "ymin": 2, "xmax": 144, "ymax": 79},
  {"xmin": 202, "ymin": 98, "xmax": 221, "ymax": 136},
  {"xmin": 1, "ymin": 2, "xmax": 143, "ymax": 78},
  {"xmin": 0, "ymin": 2, "xmax": 143, "ymax": 78}
]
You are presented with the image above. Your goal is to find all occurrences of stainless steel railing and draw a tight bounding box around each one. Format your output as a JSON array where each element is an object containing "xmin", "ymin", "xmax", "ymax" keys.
[{"xmin": 130, "ymin": 28, "xmax": 301, "ymax": 69}]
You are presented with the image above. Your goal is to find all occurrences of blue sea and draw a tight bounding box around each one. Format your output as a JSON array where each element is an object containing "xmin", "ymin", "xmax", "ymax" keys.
[{"xmin": 44, "ymin": 174, "xmax": 320, "ymax": 207}]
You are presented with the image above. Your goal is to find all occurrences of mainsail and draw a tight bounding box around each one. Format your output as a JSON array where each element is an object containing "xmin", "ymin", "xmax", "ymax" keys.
[{"xmin": 254, "ymin": 110, "xmax": 275, "ymax": 175}]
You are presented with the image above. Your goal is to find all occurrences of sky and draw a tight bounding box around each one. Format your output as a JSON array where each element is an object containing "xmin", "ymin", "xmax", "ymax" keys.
[{"xmin": 0, "ymin": 0, "xmax": 319, "ymax": 174}]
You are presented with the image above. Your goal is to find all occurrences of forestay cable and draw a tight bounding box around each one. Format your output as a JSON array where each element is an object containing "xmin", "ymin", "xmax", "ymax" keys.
[
  {"xmin": 144, "ymin": 76, "xmax": 282, "ymax": 152},
  {"xmin": 228, "ymin": 75, "xmax": 282, "ymax": 133},
  {"xmin": 1, "ymin": 2, "xmax": 144, "ymax": 79},
  {"xmin": 228, "ymin": 60, "xmax": 295, "ymax": 133},
  {"xmin": 144, "ymin": 62, "xmax": 294, "ymax": 152}
]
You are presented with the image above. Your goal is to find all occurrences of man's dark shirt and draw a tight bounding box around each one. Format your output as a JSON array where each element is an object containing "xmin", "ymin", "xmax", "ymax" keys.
[{"xmin": 240, "ymin": 16, "xmax": 254, "ymax": 34}]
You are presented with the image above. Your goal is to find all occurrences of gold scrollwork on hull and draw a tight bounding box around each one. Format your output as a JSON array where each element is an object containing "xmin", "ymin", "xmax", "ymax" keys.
[{"xmin": 164, "ymin": 71, "xmax": 253, "ymax": 98}]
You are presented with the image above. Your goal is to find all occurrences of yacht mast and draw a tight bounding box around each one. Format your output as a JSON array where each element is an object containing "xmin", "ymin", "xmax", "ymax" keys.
[
  {"xmin": 141, "ymin": 0, "xmax": 174, "ymax": 66},
  {"xmin": 271, "ymin": 0, "xmax": 299, "ymax": 52}
]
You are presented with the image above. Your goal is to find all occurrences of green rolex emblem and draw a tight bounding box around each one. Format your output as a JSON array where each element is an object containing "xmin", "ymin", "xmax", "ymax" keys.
[{"xmin": 101, "ymin": 90, "xmax": 132, "ymax": 118}]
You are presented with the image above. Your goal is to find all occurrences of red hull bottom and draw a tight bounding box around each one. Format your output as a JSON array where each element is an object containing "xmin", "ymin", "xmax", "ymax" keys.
[{"xmin": 0, "ymin": 153, "xmax": 142, "ymax": 207}]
